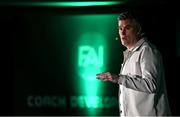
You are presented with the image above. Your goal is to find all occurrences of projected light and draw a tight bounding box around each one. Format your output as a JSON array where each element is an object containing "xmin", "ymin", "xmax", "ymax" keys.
[
  {"xmin": 77, "ymin": 32, "xmax": 106, "ymax": 111},
  {"xmin": 78, "ymin": 33, "xmax": 104, "ymax": 81},
  {"xmin": 71, "ymin": 14, "xmax": 118, "ymax": 115},
  {"xmin": 8, "ymin": 1, "xmax": 124, "ymax": 7}
]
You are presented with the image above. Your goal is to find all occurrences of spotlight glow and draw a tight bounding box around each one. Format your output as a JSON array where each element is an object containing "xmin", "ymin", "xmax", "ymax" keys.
[{"xmin": 8, "ymin": 1, "xmax": 124, "ymax": 7}]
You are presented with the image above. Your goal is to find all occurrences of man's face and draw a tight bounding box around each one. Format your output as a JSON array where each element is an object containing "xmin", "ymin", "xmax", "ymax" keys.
[{"xmin": 118, "ymin": 19, "xmax": 138, "ymax": 49}]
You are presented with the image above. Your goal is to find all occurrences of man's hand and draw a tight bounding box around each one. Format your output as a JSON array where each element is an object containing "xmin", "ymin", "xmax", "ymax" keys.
[{"xmin": 96, "ymin": 72, "xmax": 113, "ymax": 82}]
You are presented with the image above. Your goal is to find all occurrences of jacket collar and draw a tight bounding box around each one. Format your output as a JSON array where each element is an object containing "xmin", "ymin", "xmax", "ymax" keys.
[{"xmin": 123, "ymin": 37, "xmax": 146, "ymax": 56}]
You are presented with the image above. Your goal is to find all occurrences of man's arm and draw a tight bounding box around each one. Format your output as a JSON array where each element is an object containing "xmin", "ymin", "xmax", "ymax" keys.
[{"xmin": 97, "ymin": 47, "xmax": 163, "ymax": 94}]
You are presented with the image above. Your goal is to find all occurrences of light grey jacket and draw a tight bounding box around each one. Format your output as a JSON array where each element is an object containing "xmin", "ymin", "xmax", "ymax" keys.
[{"xmin": 118, "ymin": 38, "xmax": 171, "ymax": 116}]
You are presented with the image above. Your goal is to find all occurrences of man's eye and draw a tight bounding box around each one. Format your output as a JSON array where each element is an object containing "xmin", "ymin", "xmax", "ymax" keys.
[
  {"xmin": 119, "ymin": 27, "xmax": 122, "ymax": 30},
  {"xmin": 125, "ymin": 26, "xmax": 131, "ymax": 30}
]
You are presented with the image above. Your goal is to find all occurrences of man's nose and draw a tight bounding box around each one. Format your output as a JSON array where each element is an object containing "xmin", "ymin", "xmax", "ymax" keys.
[{"xmin": 121, "ymin": 29, "xmax": 126, "ymax": 35}]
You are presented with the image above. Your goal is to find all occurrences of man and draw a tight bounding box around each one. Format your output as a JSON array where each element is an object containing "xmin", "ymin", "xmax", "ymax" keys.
[{"xmin": 96, "ymin": 11, "xmax": 171, "ymax": 116}]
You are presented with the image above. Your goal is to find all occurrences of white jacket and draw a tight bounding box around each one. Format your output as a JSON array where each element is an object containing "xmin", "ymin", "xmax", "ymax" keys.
[{"xmin": 118, "ymin": 38, "xmax": 171, "ymax": 116}]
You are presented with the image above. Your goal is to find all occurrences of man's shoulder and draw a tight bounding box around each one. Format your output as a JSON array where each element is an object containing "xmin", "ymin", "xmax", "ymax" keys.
[
  {"xmin": 140, "ymin": 40, "xmax": 162, "ymax": 57},
  {"xmin": 142, "ymin": 39, "xmax": 159, "ymax": 51}
]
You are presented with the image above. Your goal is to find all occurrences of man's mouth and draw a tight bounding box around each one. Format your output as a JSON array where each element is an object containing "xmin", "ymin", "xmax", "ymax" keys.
[{"xmin": 121, "ymin": 37, "xmax": 126, "ymax": 40}]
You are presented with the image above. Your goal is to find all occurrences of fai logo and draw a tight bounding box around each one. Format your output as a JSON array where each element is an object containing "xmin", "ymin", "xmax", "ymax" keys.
[{"xmin": 78, "ymin": 45, "xmax": 103, "ymax": 68}]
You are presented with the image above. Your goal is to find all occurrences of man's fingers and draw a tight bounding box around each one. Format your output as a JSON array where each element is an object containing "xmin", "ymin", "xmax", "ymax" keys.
[
  {"xmin": 96, "ymin": 72, "xmax": 113, "ymax": 81},
  {"xmin": 97, "ymin": 73, "xmax": 106, "ymax": 77},
  {"xmin": 102, "ymin": 79, "xmax": 108, "ymax": 81},
  {"xmin": 96, "ymin": 73, "xmax": 108, "ymax": 80}
]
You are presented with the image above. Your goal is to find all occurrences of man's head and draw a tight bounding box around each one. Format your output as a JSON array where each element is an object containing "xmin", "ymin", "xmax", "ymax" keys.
[{"xmin": 118, "ymin": 11, "xmax": 142, "ymax": 50}]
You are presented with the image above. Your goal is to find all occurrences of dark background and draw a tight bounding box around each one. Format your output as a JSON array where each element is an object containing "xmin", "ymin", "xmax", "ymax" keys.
[{"xmin": 1, "ymin": 0, "xmax": 179, "ymax": 116}]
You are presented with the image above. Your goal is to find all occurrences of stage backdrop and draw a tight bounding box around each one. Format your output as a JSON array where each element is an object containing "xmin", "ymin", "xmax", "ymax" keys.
[{"xmin": 13, "ymin": 13, "xmax": 124, "ymax": 116}]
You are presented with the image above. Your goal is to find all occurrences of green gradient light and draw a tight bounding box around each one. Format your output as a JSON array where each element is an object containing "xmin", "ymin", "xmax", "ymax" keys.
[
  {"xmin": 70, "ymin": 14, "xmax": 118, "ymax": 115},
  {"xmin": 9, "ymin": 1, "xmax": 124, "ymax": 7}
]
